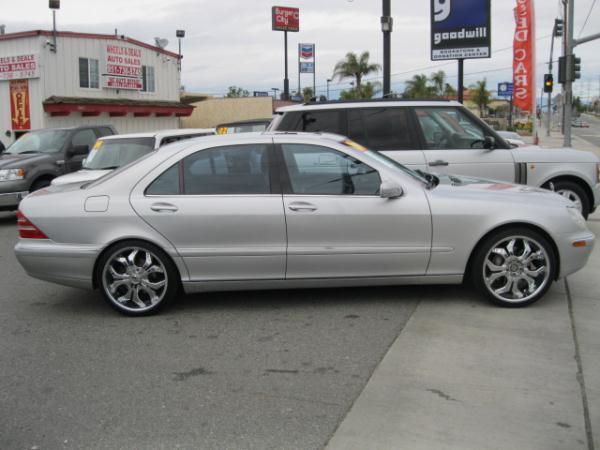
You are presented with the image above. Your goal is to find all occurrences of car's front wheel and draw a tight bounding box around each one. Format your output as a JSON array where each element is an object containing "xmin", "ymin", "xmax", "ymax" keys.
[
  {"xmin": 547, "ymin": 180, "xmax": 590, "ymax": 219},
  {"xmin": 471, "ymin": 228, "xmax": 556, "ymax": 307},
  {"xmin": 97, "ymin": 241, "xmax": 178, "ymax": 316}
]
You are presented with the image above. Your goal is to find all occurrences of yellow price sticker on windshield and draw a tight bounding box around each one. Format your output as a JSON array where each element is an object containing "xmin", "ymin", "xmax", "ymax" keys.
[
  {"xmin": 93, "ymin": 140, "xmax": 104, "ymax": 150},
  {"xmin": 342, "ymin": 139, "xmax": 368, "ymax": 152}
]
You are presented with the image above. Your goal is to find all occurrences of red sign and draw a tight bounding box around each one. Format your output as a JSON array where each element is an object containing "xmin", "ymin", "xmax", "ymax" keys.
[
  {"xmin": 9, "ymin": 79, "xmax": 31, "ymax": 131},
  {"xmin": 513, "ymin": 0, "xmax": 535, "ymax": 113},
  {"xmin": 0, "ymin": 54, "xmax": 39, "ymax": 81},
  {"xmin": 272, "ymin": 6, "xmax": 300, "ymax": 32},
  {"xmin": 102, "ymin": 44, "xmax": 143, "ymax": 90}
]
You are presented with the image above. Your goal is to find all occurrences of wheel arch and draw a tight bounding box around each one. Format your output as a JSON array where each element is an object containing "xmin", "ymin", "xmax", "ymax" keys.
[
  {"xmin": 29, "ymin": 172, "xmax": 56, "ymax": 189},
  {"xmin": 464, "ymin": 222, "xmax": 561, "ymax": 283},
  {"xmin": 92, "ymin": 237, "xmax": 184, "ymax": 290},
  {"xmin": 540, "ymin": 174, "xmax": 594, "ymax": 207}
]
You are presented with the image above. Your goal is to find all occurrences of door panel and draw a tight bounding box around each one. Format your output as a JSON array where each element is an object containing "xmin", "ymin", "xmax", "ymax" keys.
[
  {"xmin": 130, "ymin": 143, "xmax": 287, "ymax": 281},
  {"xmin": 415, "ymin": 107, "xmax": 516, "ymax": 181},
  {"xmin": 278, "ymin": 143, "xmax": 431, "ymax": 279}
]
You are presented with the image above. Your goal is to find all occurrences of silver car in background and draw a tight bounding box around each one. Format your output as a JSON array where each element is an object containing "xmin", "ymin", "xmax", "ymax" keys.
[
  {"xmin": 15, "ymin": 133, "xmax": 595, "ymax": 315},
  {"xmin": 51, "ymin": 128, "xmax": 215, "ymax": 186}
]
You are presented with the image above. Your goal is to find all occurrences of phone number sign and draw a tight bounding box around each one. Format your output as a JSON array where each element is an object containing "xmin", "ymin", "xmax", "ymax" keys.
[
  {"xmin": 102, "ymin": 44, "xmax": 143, "ymax": 90},
  {"xmin": 0, "ymin": 54, "xmax": 39, "ymax": 81}
]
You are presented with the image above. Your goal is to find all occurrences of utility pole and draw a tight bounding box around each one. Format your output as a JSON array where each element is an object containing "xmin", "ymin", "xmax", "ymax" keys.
[
  {"xmin": 563, "ymin": 0, "xmax": 575, "ymax": 147},
  {"xmin": 381, "ymin": 0, "xmax": 392, "ymax": 97}
]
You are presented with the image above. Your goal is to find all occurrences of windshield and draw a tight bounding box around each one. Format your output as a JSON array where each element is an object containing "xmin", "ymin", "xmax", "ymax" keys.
[
  {"xmin": 84, "ymin": 137, "xmax": 155, "ymax": 170},
  {"xmin": 6, "ymin": 129, "xmax": 69, "ymax": 154}
]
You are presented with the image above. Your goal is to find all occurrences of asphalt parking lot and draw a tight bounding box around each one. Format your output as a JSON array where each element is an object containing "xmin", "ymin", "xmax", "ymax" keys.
[{"xmin": 0, "ymin": 210, "xmax": 425, "ymax": 450}]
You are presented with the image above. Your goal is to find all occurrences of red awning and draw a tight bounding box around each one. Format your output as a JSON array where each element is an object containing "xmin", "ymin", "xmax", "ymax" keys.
[{"xmin": 43, "ymin": 96, "xmax": 194, "ymax": 118}]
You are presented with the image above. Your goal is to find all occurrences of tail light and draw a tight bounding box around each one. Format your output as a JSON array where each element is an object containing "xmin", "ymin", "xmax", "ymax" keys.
[{"xmin": 16, "ymin": 210, "xmax": 49, "ymax": 239}]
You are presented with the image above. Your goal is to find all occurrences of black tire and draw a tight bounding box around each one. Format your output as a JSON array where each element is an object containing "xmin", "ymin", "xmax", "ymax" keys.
[
  {"xmin": 96, "ymin": 240, "xmax": 179, "ymax": 316},
  {"xmin": 30, "ymin": 178, "xmax": 52, "ymax": 192},
  {"xmin": 547, "ymin": 180, "xmax": 591, "ymax": 219},
  {"xmin": 471, "ymin": 227, "xmax": 557, "ymax": 308}
]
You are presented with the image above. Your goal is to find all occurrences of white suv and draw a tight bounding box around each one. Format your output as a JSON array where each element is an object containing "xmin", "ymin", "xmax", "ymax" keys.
[{"xmin": 270, "ymin": 100, "xmax": 600, "ymax": 218}]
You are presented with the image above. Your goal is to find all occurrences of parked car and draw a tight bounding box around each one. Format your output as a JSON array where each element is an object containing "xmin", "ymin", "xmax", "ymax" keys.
[
  {"xmin": 0, "ymin": 125, "xmax": 116, "ymax": 211},
  {"xmin": 571, "ymin": 119, "xmax": 590, "ymax": 128},
  {"xmin": 51, "ymin": 129, "xmax": 215, "ymax": 186},
  {"xmin": 15, "ymin": 132, "xmax": 594, "ymax": 316},
  {"xmin": 216, "ymin": 118, "xmax": 272, "ymax": 135},
  {"xmin": 497, "ymin": 131, "xmax": 527, "ymax": 147},
  {"xmin": 269, "ymin": 99, "xmax": 600, "ymax": 218}
]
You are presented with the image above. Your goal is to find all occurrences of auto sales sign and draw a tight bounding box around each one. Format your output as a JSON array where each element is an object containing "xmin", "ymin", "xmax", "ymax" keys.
[
  {"xmin": 431, "ymin": 0, "xmax": 491, "ymax": 61},
  {"xmin": 0, "ymin": 54, "xmax": 39, "ymax": 81},
  {"xmin": 101, "ymin": 44, "xmax": 143, "ymax": 90},
  {"xmin": 272, "ymin": 6, "xmax": 300, "ymax": 32}
]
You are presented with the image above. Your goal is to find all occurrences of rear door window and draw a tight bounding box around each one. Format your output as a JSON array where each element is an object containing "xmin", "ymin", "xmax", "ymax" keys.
[
  {"xmin": 278, "ymin": 110, "xmax": 344, "ymax": 134},
  {"xmin": 347, "ymin": 108, "xmax": 417, "ymax": 151}
]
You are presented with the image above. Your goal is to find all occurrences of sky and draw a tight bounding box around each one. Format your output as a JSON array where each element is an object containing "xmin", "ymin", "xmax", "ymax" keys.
[{"xmin": 2, "ymin": 0, "xmax": 600, "ymax": 101}]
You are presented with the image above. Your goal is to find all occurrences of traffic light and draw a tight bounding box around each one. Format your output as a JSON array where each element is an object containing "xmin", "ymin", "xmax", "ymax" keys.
[
  {"xmin": 554, "ymin": 18, "xmax": 564, "ymax": 37},
  {"xmin": 572, "ymin": 55, "xmax": 581, "ymax": 80},
  {"xmin": 543, "ymin": 74, "xmax": 554, "ymax": 93},
  {"xmin": 558, "ymin": 56, "xmax": 567, "ymax": 84}
]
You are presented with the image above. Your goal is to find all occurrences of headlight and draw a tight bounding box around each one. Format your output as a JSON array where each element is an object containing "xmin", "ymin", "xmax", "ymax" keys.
[
  {"xmin": 0, "ymin": 168, "xmax": 25, "ymax": 181},
  {"xmin": 567, "ymin": 205, "xmax": 587, "ymax": 229}
]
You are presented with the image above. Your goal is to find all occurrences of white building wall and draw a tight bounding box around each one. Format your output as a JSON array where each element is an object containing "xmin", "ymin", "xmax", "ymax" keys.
[{"xmin": 0, "ymin": 32, "xmax": 182, "ymax": 147}]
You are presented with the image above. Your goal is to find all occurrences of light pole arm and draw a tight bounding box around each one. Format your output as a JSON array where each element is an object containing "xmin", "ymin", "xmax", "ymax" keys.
[{"xmin": 574, "ymin": 32, "xmax": 600, "ymax": 47}]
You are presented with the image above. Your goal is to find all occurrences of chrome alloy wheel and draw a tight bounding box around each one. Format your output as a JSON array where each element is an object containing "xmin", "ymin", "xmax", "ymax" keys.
[
  {"xmin": 102, "ymin": 247, "xmax": 168, "ymax": 313},
  {"xmin": 483, "ymin": 236, "xmax": 551, "ymax": 304},
  {"xmin": 556, "ymin": 189, "xmax": 583, "ymax": 213}
]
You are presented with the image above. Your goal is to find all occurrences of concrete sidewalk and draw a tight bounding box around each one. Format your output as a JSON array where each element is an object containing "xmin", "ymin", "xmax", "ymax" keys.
[
  {"xmin": 326, "ymin": 218, "xmax": 599, "ymax": 450},
  {"xmin": 326, "ymin": 135, "xmax": 600, "ymax": 450}
]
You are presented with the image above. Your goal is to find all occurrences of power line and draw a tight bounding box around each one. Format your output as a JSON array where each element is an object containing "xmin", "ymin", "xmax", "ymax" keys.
[{"xmin": 578, "ymin": 0, "xmax": 597, "ymax": 37}]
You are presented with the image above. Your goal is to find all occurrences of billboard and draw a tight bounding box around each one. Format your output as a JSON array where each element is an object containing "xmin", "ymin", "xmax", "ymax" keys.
[
  {"xmin": 9, "ymin": 79, "xmax": 31, "ymax": 131},
  {"xmin": 0, "ymin": 54, "xmax": 39, "ymax": 81},
  {"xmin": 300, "ymin": 62, "xmax": 314, "ymax": 74},
  {"xmin": 272, "ymin": 6, "xmax": 300, "ymax": 32},
  {"xmin": 497, "ymin": 82, "xmax": 514, "ymax": 98},
  {"xmin": 431, "ymin": 0, "xmax": 491, "ymax": 61},
  {"xmin": 299, "ymin": 44, "xmax": 314, "ymax": 59},
  {"xmin": 102, "ymin": 44, "xmax": 143, "ymax": 90}
]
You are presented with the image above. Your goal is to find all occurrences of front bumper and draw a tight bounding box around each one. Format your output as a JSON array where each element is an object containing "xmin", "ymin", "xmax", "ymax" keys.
[
  {"xmin": 557, "ymin": 231, "xmax": 595, "ymax": 278},
  {"xmin": 0, "ymin": 190, "xmax": 28, "ymax": 210},
  {"xmin": 14, "ymin": 239, "xmax": 99, "ymax": 289}
]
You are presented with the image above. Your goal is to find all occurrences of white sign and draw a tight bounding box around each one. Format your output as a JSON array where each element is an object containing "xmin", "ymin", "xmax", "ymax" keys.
[
  {"xmin": 0, "ymin": 54, "xmax": 40, "ymax": 81},
  {"xmin": 101, "ymin": 44, "xmax": 143, "ymax": 90}
]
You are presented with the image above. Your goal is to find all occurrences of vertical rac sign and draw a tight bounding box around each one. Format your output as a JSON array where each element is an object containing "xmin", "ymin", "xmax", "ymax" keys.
[
  {"xmin": 431, "ymin": 0, "xmax": 491, "ymax": 61},
  {"xmin": 272, "ymin": 6, "xmax": 300, "ymax": 32},
  {"xmin": 512, "ymin": 0, "xmax": 535, "ymax": 112}
]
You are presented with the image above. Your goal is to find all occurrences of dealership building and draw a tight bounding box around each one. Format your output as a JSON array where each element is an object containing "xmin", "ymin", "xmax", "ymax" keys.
[{"xmin": 0, "ymin": 30, "xmax": 193, "ymax": 148}]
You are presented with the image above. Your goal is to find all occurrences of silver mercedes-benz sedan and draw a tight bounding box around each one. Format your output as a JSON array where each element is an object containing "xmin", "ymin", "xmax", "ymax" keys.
[{"xmin": 14, "ymin": 133, "xmax": 595, "ymax": 316}]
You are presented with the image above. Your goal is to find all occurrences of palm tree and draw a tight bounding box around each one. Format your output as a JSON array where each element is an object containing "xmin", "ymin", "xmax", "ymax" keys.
[
  {"xmin": 471, "ymin": 79, "xmax": 491, "ymax": 117},
  {"xmin": 430, "ymin": 70, "xmax": 446, "ymax": 97},
  {"xmin": 403, "ymin": 74, "xmax": 435, "ymax": 99},
  {"xmin": 443, "ymin": 83, "xmax": 457, "ymax": 99},
  {"xmin": 332, "ymin": 51, "xmax": 381, "ymax": 91},
  {"xmin": 340, "ymin": 81, "xmax": 382, "ymax": 100}
]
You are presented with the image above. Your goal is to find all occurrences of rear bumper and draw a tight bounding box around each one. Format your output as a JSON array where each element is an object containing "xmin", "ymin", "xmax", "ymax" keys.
[
  {"xmin": 14, "ymin": 239, "xmax": 99, "ymax": 289},
  {"xmin": 558, "ymin": 231, "xmax": 595, "ymax": 278},
  {"xmin": 0, "ymin": 191, "xmax": 28, "ymax": 211}
]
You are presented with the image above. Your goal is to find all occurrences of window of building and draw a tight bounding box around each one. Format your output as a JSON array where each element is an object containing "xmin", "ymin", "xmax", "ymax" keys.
[
  {"xmin": 142, "ymin": 66, "xmax": 155, "ymax": 92},
  {"xmin": 79, "ymin": 58, "xmax": 99, "ymax": 89}
]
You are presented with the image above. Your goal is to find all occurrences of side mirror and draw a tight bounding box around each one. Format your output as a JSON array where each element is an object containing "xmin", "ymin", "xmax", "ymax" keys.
[
  {"xmin": 68, "ymin": 144, "xmax": 90, "ymax": 157},
  {"xmin": 484, "ymin": 136, "xmax": 496, "ymax": 150},
  {"xmin": 380, "ymin": 182, "xmax": 404, "ymax": 199}
]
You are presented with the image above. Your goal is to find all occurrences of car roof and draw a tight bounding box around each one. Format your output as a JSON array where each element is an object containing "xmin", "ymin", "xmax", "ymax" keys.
[
  {"xmin": 217, "ymin": 118, "xmax": 273, "ymax": 127},
  {"xmin": 276, "ymin": 99, "xmax": 461, "ymax": 113},
  {"xmin": 100, "ymin": 128, "xmax": 215, "ymax": 141}
]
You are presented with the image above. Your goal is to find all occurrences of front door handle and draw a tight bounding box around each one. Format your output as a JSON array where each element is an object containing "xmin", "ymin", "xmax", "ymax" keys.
[
  {"xmin": 150, "ymin": 202, "xmax": 178, "ymax": 212},
  {"xmin": 428, "ymin": 159, "xmax": 449, "ymax": 167},
  {"xmin": 288, "ymin": 202, "xmax": 318, "ymax": 212}
]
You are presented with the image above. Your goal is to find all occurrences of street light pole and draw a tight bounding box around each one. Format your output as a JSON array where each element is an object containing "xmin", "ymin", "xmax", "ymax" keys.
[
  {"xmin": 326, "ymin": 78, "xmax": 332, "ymax": 100},
  {"xmin": 381, "ymin": 0, "xmax": 392, "ymax": 97},
  {"xmin": 564, "ymin": 0, "xmax": 574, "ymax": 147},
  {"xmin": 271, "ymin": 87, "xmax": 280, "ymax": 100}
]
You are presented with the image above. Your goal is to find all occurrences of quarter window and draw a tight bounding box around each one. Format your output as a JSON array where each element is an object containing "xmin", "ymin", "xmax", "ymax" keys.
[
  {"xmin": 347, "ymin": 108, "xmax": 416, "ymax": 151},
  {"xmin": 79, "ymin": 58, "xmax": 99, "ymax": 89},
  {"xmin": 282, "ymin": 144, "xmax": 380, "ymax": 195},
  {"xmin": 415, "ymin": 108, "xmax": 487, "ymax": 150}
]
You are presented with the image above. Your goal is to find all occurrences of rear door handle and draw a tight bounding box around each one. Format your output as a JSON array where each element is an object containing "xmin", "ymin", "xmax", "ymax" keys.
[
  {"xmin": 150, "ymin": 202, "xmax": 178, "ymax": 212},
  {"xmin": 288, "ymin": 202, "xmax": 318, "ymax": 212},
  {"xmin": 428, "ymin": 160, "xmax": 449, "ymax": 167}
]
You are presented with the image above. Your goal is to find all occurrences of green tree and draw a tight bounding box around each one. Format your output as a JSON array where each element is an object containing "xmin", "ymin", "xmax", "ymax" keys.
[
  {"xmin": 339, "ymin": 81, "xmax": 381, "ymax": 100},
  {"xmin": 430, "ymin": 70, "xmax": 447, "ymax": 97},
  {"xmin": 403, "ymin": 74, "xmax": 436, "ymax": 99},
  {"xmin": 443, "ymin": 83, "xmax": 457, "ymax": 98},
  {"xmin": 332, "ymin": 51, "xmax": 381, "ymax": 92},
  {"xmin": 226, "ymin": 86, "xmax": 249, "ymax": 98},
  {"xmin": 302, "ymin": 86, "xmax": 314, "ymax": 102},
  {"xmin": 471, "ymin": 79, "xmax": 491, "ymax": 117}
]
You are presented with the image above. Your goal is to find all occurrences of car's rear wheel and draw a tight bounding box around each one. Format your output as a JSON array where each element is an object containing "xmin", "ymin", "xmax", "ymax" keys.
[
  {"xmin": 471, "ymin": 228, "xmax": 556, "ymax": 307},
  {"xmin": 97, "ymin": 241, "xmax": 178, "ymax": 316},
  {"xmin": 548, "ymin": 180, "xmax": 590, "ymax": 219}
]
